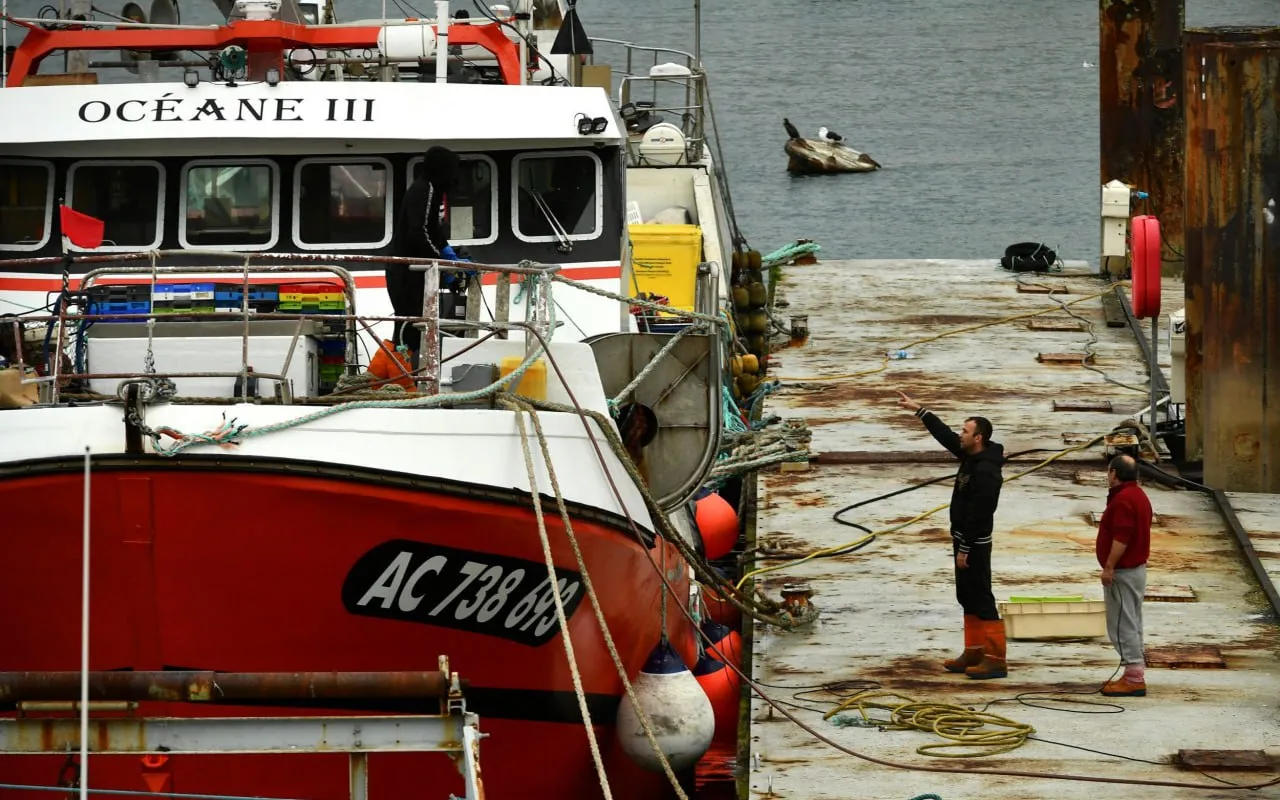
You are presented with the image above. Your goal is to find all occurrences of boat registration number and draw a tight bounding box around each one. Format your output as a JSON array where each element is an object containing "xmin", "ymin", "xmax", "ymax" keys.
[{"xmin": 342, "ymin": 540, "xmax": 586, "ymax": 647}]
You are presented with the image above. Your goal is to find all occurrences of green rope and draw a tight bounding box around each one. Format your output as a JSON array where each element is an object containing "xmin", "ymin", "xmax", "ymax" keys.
[{"xmin": 761, "ymin": 241, "xmax": 821, "ymax": 268}]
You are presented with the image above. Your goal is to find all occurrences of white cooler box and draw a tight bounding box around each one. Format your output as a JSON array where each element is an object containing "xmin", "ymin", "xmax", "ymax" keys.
[{"xmin": 86, "ymin": 320, "xmax": 324, "ymax": 398}]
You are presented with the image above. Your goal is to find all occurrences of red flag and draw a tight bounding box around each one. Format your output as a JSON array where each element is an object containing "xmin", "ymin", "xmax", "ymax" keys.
[{"xmin": 59, "ymin": 205, "xmax": 105, "ymax": 249}]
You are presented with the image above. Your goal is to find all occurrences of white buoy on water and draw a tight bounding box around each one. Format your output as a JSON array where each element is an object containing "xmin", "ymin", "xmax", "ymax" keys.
[{"xmin": 616, "ymin": 640, "xmax": 715, "ymax": 772}]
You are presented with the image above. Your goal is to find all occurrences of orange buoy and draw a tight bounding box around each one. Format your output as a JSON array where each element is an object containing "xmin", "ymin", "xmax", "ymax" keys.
[
  {"xmin": 701, "ymin": 618, "xmax": 742, "ymax": 667},
  {"xmin": 703, "ymin": 582, "xmax": 743, "ymax": 630},
  {"xmin": 695, "ymin": 492, "xmax": 739, "ymax": 561},
  {"xmin": 693, "ymin": 651, "xmax": 741, "ymax": 744}
]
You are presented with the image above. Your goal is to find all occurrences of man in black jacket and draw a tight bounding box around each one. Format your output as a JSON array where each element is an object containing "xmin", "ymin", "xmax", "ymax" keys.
[
  {"xmin": 898, "ymin": 391, "xmax": 1007, "ymax": 680},
  {"xmin": 386, "ymin": 145, "xmax": 462, "ymax": 354}
]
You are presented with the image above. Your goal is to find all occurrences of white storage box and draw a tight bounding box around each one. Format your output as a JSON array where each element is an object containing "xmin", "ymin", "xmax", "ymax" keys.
[
  {"xmin": 998, "ymin": 599, "xmax": 1107, "ymax": 640},
  {"xmin": 86, "ymin": 320, "xmax": 322, "ymax": 398}
]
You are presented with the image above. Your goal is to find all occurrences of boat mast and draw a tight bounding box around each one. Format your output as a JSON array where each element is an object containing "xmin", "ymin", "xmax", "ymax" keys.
[{"xmin": 693, "ymin": 0, "xmax": 699, "ymax": 68}]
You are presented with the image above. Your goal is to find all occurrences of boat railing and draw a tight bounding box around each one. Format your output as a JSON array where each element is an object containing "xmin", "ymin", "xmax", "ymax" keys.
[
  {"xmin": 0, "ymin": 657, "xmax": 486, "ymax": 800},
  {"xmin": 585, "ymin": 37, "xmax": 709, "ymax": 164},
  {"xmin": 2, "ymin": 253, "xmax": 548, "ymax": 404},
  {"xmin": 2, "ymin": 250, "xmax": 716, "ymax": 407}
]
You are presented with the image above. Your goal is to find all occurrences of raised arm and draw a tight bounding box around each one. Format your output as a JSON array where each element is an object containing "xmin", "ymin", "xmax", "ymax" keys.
[{"xmin": 898, "ymin": 391, "xmax": 964, "ymax": 459}]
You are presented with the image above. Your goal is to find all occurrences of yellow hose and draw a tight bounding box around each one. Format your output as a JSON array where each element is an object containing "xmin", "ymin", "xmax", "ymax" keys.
[{"xmin": 825, "ymin": 690, "xmax": 1035, "ymax": 758}]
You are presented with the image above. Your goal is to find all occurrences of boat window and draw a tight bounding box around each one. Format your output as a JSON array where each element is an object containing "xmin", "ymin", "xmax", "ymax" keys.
[
  {"xmin": 294, "ymin": 158, "xmax": 392, "ymax": 249},
  {"xmin": 408, "ymin": 154, "xmax": 497, "ymax": 246},
  {"xmin": 513, "ymin": 152, "xmax": 602, "ymax": 244},
  {"xmin": 180, "ymin": 161, "xmax": 278, "ymax": 249},
  {"xmin": 0, "ymin": 159, "xmax": 53, "ymax": 251},
  {"xmin": 66, "ymin": 161, "xmax": 165, "ymax": 251}
]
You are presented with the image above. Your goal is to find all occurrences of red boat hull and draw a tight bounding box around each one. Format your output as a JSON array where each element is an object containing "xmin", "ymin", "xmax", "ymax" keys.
[{"xmin": 0, "ymin": 459, "xmax": 699, "ymax": 799}]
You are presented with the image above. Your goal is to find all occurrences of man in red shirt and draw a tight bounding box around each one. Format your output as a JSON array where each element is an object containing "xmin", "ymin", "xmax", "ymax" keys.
[{"xmin": 1096, "ymin": 454, "xmax": 1152, "ymax": 697}]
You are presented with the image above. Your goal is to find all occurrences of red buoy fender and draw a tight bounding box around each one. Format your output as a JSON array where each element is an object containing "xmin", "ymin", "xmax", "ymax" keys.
[
  {"xmin": 1131, "ymin": 215, "xmax": 1162, "ymax": 319},
  {"xmin": 694, "ymin": 492, "xmax": 740, "ymax": 561}
]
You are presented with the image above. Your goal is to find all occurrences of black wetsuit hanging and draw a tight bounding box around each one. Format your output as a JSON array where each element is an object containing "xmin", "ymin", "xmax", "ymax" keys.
[{"xmin": 386, "ymin": 145, "xmax": 461, "ymax": 352}]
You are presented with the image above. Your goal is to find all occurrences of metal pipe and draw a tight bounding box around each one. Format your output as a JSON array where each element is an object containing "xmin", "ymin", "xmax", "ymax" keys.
[
  {"xmin": 349, "ymin": 753, "xmax": 368, "ymax": 800},
  {"xmin": 18, "ymin": 701, "xmax": 135, "ymax": 713},
  {"xmin": 419, "ymin": 261, "xmax": 440, "ymax": 395},
  {"xmin": 79, "ymin": 446, "xmax": 91, "ymax": 800},
  {"xmin": 495, "ymin": 272, "xmax": 510, "ymax": 340},
  {"xmin": 0, "ymin": 671, "xmax": 453, "ymax": 703},
  {"xmin": 0, "ymin": 783, "xmax": 313, "ymax": 800},
  {"xmin": 9, "ymin": 320, "xmax": 25, "ymax": 374},
  {"xmin": 435, "ymin": 0, "xmax": 449, "ymax": 83},
  {"xmin": 239, "ymin": 261, "xmax": 251, "ymax": 402},
  {"xmin": 8, "ymin": 251, "xmax": 559, "ymax": 275},
  {"xmin": 1149, "ymin": 316, "xmax": 1158, "ymax": 431}
]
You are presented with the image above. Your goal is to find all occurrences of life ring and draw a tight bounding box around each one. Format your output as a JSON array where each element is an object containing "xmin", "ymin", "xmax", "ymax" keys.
[{"xmin": 1130, "ymin": 215, "xmax": 1162, "ymax": 319}]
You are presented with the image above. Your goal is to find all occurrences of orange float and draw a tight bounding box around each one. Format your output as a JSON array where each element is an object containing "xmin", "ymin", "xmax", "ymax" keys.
[
  {"xmin": 693, "ymin": 651, "xmax": 741, "ymax": 745},
  {"xmin": 694, "ymin": 492, "xmax": 739, "ymax": 561},
  {"xmin": 701, "ymin": 618, "xmax": 742, "ymax": 667}
]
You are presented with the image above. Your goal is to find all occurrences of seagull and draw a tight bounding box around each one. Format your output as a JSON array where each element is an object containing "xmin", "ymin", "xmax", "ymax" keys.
[
  {"xmin": 1082, "ymin": 60, "xmax": 1095, "ymax": 68},
  {"xmin": 818, "ymin": 126, "xmax": 844, "ymax": 143},
  {"xmin": 783, "ymin": 117, "xmax": 801, "ymax": 141}
]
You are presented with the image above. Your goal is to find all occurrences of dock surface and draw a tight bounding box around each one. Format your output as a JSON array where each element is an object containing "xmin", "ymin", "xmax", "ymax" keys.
[{"xmin": 749, "ymin": 259, "xmax": 1280, "ymax": 799}]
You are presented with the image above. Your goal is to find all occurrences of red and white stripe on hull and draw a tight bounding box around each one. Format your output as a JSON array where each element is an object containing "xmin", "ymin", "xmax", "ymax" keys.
[{"xmin": 0, "ymin": 464, "xmax": 698, "ymax": 800}]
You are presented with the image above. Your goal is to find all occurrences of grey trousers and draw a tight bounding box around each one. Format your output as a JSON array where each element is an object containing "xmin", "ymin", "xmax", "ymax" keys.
[{"xmin": 1104, "ymin": 564, "xmax": 1147, "ymax": 665}]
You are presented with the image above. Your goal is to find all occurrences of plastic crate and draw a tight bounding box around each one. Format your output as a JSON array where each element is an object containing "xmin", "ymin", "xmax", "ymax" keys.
[
  {"xmin": 628, "ymin": 223, "xmax": 703, "ymax": 312},
  {"xmin": 85, "ymin": 285, "xmax": 152, "ymax": 322},
  {"xmin": 998, "ymin": 599, "xmax": 1107, "ymax": 640},
  {"xmin": 215, "ymin": 284, "xmax": 280, "ymax": 313}
]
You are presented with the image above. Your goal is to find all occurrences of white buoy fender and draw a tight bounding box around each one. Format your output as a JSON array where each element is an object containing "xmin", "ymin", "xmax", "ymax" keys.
[{"xmin": 616, "ymin": 641, "xmax": 715, "ymax": 772}]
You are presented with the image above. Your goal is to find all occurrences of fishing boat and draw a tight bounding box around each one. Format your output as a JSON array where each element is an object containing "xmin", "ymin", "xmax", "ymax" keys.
[{"xmin": 0, "ymin": 0, "xmax": 777, "ymax": 797}]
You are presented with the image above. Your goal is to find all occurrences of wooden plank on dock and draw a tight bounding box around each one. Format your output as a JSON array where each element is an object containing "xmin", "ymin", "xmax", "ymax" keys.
[
  {"xmin": 1176, "ymin": 750, "xmax": 1273, "ymax": 771},
  {"xmin": 1017, "ymin": 283, "xmax": 1070, "ymax": 294},
  {"xmin": 1028, "ymin": 319, "xmax": 1086, "ymax": 332},
  {"xmin": 1101, "ymin": 288, "xmax": 1128, "ymax": 328},
  {"xmin": 1146, "ymin": 585, "xmax": 1198, "ymax": 602},
  {"xmin": 1145, "ymin": 645, "xmax": 1226, "ymax": 669},
  {"xmin": 1053, "ymin": 399, "xmax": 1113, "ymax": 412},
  {"xmin": 1038, "ymin": 352, "xmax": 1095, "ymax": 364}
]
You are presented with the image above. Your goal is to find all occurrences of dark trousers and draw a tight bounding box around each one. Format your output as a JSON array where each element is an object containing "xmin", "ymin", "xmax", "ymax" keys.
[
  {"xmin": 385, "ymin": 264, "xmax": 424, "ymax": 353},
  {"xmin": 954, "ymin": 542, "xmax": 1000, "ymax": 620}
]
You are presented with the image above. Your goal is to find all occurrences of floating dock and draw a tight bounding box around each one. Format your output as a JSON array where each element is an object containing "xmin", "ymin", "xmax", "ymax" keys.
[{"xmin": 747, "ymin": 259, "xmax": 1280, "ymax": 799}]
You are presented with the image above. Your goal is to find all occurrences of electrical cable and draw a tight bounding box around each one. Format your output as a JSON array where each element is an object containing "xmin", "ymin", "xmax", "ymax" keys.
[{"xmin": 1014, "ymin": 272, "xmax": 1149, "ymax": 394}]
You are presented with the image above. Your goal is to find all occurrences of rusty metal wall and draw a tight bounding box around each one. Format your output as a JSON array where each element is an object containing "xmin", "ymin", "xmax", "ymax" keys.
[
  {"xmin": 1099, "ymin": 0, "xmax": 1185, "ymax": 276},
  {"xmin": 1183, "ymin": 41, "xmax": 1280, "ymax": 492},
  {"xmin": 1182, "ymin": 27, "xmax": 1280, "ymax": 467}
]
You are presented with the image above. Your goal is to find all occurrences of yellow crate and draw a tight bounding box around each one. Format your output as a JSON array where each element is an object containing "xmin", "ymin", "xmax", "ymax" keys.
[
  {"xmin": 500, "ymin": 356, "xmax": 547, "ymax": 401},
  {"xmin": 629, "ymin": 223, "xmax": 703, "ymax": 312},
  {"xmin": 998, "ymin": 600, "xmax": 1107, "ymax": 640}
]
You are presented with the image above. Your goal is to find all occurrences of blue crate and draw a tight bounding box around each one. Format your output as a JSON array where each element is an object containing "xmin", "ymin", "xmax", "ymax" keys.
[
  {"xmin": 154, "ymin": 282, "xmax": 216, "ymax": 302},
  {"xmin": 87, "ymin": 300, "xmax": 151, "ymax": 322},
  {"xmin": 318, "ymin": 339, "xmax": 347, "ymax": 356}
]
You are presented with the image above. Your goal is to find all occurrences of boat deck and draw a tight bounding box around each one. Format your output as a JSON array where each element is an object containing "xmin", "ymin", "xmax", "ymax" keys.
[{"xmin": 748, "ymin": 259, "xmax": 1280, "ymax": 799}]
